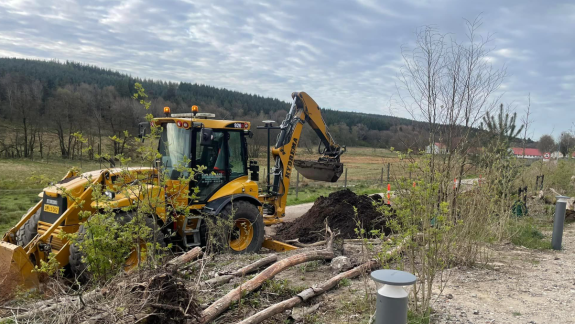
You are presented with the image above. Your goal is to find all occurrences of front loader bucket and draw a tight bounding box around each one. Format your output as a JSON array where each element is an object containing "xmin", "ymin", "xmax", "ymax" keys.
[
  {"xmin": 294, "ymin": 160, "xmax": 343, "ymax": 182},
  {"xmin": 0, "ymin": 241, "xmax": 39, "ymax": 298}
]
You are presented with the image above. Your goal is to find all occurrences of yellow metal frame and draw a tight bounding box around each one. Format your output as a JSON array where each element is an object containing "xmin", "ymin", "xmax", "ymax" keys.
[
  {"xmin": 261, "ymin": 238, "xmax": 298, "ymax": 252},
  {"xmin": 260, "ymin": 92, "xmax": 343, "ymax": 221}
]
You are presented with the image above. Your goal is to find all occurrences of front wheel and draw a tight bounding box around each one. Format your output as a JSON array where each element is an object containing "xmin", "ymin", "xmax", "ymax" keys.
[
  {"xmin": 16, "ymin": 207, "xmax": 41, "ymax": 248},
  {"xmin": 220, "ymin": 201, "xmax": 264, "ymax": 254}
]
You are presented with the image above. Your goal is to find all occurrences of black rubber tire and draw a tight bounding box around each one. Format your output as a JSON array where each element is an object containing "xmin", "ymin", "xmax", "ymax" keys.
[
  {"xmin": 16, "ymin": 207, "xmax": 41, "ymax": 248},
  {"xmin": 69, "ymin": 212, "xmax": 165, "ymax": 282},
  {"xmin": 219, "ymin": 200, "xmax": 264, "ymax": 254},
  {"xmin": 68, "ymin": 223, "xmax": 90, "ymax": 282}
]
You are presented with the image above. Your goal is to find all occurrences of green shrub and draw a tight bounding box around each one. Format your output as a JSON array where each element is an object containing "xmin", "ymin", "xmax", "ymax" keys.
[{"xmin": 510, "ymin": 221, "xmax": 552, "ymax": 250}]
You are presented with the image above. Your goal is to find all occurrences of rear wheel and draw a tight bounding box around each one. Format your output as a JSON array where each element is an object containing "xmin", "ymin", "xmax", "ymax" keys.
[
  {"xmin": 69, "ymin": 212, "xmax": 165, "ymax": 282},
  {"xmin": 220, "ymin": 200, "xmax": 264, "ymax": 254},
  {"xmin": 16, "ymin": 207, "xmax": 41, "ymax": 248}
]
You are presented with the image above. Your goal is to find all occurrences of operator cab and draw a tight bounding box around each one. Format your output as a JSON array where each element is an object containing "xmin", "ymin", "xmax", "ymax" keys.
[{"xmin": 156, "ymin": 109, "xmax": 249, "ymax": 202}]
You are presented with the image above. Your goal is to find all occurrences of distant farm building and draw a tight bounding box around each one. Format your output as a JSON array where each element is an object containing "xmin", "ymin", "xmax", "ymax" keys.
[
  {"xmin": 509, "ymin": 147, "xmax": 542, "ymax": 159},
  {"xmin": 425, "ymin": 142, "xmax": 448, "ymax": 154},
  {"xmin": 508, "ymin": 147, "xmax": 566, "ymax": 159}
]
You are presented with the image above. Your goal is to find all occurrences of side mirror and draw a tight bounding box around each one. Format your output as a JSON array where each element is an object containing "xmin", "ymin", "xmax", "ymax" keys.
[
  {"xmin": 138, "ymin": 122, "xmax": 150, "ymax": 142},
  {"xmin": 200, "ymin": 128, "xmax": 214, "ymax": 146}
]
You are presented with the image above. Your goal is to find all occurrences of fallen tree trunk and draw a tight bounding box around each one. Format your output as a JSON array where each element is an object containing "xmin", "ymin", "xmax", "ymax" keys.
[
  {"xmin": 235, "ymin": 237, "xmax": 408, "ymax": 324},
  {"xmin": 200, "ymin": 229, "xmax": 334, "ymax": 324},
  {"xmin": 204, "ymin": 255, "xmax": 278, "ymax": 287},
  {"xmin": 229, "ymin": 254, "xmax": 278, "ymax": 277},
  {"xmin": 285, "ymin": 238, "xmax": 327, "ymax": 248},
  {"xmin": 167, "ymin": 246, "xmax": 203, "ymax": 269},
  {"xmin": 236, "ymin": 260, "xmax": 377, "ymax": 324},
  {"xmin": 289, "ymin": 302, "xmax": 323, "ymax": 322}
]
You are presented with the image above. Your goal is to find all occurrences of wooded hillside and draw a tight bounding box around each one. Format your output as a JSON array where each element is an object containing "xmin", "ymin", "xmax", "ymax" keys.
[{"xmin": 0, "ymin": 58, "xmax": 426, "ymax": 159}]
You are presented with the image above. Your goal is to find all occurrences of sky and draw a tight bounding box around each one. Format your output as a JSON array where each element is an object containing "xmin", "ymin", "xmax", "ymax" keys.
[{"xmin": 0, "ymin": 0, "xmax": 573, "ymax": 139}]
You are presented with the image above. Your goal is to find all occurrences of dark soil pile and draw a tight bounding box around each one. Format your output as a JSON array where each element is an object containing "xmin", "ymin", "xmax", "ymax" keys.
[{"xmin": 276, "ymin": 189, "xmax": 393, "ymax": 243}]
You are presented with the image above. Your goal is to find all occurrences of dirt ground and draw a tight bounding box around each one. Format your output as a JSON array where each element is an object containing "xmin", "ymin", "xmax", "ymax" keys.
[
  {"xmin": 431, "ymin": 223, "xmax": 575, "ymax": 324},
  {"xmin": 276, "ymin": 190, "xmax": 392, "ymax": 243},
  {"xmin": 272, "ymin": 198, "xmax": 573, "ymax": 324}
]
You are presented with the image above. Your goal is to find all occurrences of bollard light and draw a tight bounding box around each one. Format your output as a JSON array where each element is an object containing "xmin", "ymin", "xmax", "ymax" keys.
[
  {"xmin": 552, "ymin": 195, "xmax": 570, "ymax": 250},
  {"xmin": 371, "ymin": 269, "xmax": 416, "ymax": 324}
]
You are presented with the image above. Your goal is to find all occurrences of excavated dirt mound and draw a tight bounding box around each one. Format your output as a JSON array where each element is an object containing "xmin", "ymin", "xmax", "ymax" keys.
[{"xmin": 276, "ymin": 189, "xmax": 393, "ymax": 243}]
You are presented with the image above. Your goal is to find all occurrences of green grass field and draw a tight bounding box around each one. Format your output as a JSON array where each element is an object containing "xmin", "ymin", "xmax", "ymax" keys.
[
  {"xmin": 0, "ymin": 159, "xmax": 103, "ymax": 234},
  {"xmin": 0, "ymin": 148, "xmax": 399, "ymax": 234}
]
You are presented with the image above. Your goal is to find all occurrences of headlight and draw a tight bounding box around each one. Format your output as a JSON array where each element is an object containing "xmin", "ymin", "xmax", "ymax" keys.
[{"xmin": 104, "ymin": 191, "xmax": 116, "ymax": 199}]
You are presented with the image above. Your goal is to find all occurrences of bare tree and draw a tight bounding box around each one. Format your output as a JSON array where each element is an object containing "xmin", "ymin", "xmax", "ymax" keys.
[
  {"xmin": 0, "ymin": 75, "xmax": 43, "ymax": 158},
  {"xmin": 559, "ymin": 132, "xmax": 575, "ymax": 157},
  {"xmin": 537, "ymin": 134, "xmax": 555, "ymax": 155},
  {"xmin": 397, "ymin": 16, "xmax": 505, "ymax": 185},
  {"xmin": 519, "ymin": 93, "xmax": 533, "ymax": 158},
  {"xmin": 394, "ymin": 16, "xmax": 509, "ymax": 314},
  {"xmin": 47, "ymin": 86, "xmax": 85, "ymax": 158}
]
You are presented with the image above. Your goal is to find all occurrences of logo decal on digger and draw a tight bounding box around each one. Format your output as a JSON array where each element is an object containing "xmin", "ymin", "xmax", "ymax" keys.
[
  {"xmin": 285, "ymin": 138, "xmax": 298, "ymax": 179},
  {"xmin": 44, "ymin": 205, "xmax": 59, "ymax": 214}
]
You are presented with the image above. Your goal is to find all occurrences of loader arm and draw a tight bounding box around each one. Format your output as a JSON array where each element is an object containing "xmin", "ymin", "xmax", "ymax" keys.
[{"xmin": 265, "ymin": 92, "xmax": 344, "ymax": 222}]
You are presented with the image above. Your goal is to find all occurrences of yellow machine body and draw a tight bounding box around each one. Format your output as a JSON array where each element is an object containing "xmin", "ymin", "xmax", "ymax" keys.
[{"xmin": 0, "ymin": 92, "xmax": 341, "ymax": 294}]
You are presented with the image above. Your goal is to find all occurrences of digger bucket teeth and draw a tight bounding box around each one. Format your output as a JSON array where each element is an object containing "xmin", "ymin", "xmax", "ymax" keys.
[
  {"xmin": 0, "ymin": 241, "xmax": 39, "ymax": 297},
  {"xmin": 294, "ymin": 159, "xmax": 343, "ymax": 182}
]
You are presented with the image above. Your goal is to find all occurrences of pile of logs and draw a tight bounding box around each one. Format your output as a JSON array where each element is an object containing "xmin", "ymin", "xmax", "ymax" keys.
[{"xmin": 1, "ymin": 227, "xmax": 407, "ymax": 324}]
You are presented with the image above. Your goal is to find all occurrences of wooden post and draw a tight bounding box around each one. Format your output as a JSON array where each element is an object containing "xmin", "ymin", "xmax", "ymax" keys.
[
  {"xmin": 387, "ymin": 163, "xmax": 390, "ymax": 182},
  {"xmin": 344, "ymin": 168, "xmax": 348, "ymax": 188},
  {"xmin": 380, "ymin": 168, "xmax": 384, "ymax": 185},
  {"xmin": 295, "ymin": 171, "xmax": 299, "ymax": 199}
]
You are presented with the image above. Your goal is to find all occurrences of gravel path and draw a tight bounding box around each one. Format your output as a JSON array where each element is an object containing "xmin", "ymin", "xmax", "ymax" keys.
[{"xmin": 432, "ymin": 223, "xmax": 575, "ymax": 324}]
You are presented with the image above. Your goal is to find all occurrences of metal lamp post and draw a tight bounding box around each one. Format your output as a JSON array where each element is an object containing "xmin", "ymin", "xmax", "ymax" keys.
[
  {"xmin": 257, "ymin": 120, "xmax": 280, "ymax": 194},
  {"xmin": 552, "ymin": 195, "xmax": 570, "ymax": 250},
  {"xmin": 370, "ymin": 269, "xmax": 417, "ymax": 324}
]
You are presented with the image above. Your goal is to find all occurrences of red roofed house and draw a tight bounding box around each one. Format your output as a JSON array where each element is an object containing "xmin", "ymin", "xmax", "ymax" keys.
[{"xmin": 509, "ymin": 147, "xmax": 542, "ymax": 159}]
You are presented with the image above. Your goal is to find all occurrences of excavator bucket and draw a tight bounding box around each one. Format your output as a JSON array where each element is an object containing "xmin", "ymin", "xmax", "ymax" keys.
[
  {"xmin": 0, "ymin": 241, "xmax": 39, "ymax": 297},
  {"xmin": 294, "ymin": 159, "xmax": 343, "ymax": 182}
]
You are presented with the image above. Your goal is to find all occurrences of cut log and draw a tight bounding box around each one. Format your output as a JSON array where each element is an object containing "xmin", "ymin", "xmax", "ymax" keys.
[
  {"xmin": 204, "ymin": 274, "xmax": 235, "ymax": 286},
  {"xmin": 235, "ymin": 237, "xmax": 408, "ymax": 324},
  {"xmin": 200, "ymin": 250, "xmax": 334, "ymax": 323},
  {"xmin": 200, "ymin": 228, "xmax": 334, "ymax": 324},
  {"xmin": 166, "ymin": 246, "xmax": 203, "ymax": 269},
  {"xmin": 229, "ymin": 254, "xmax": 278, "ymax": 277},
  {"xmin": 289, "ymin": 302, "xmax": 323, "ymax": 322},
  {"xmin": 285, "ymin": 238, "xmax": 327, "ymax": 248},
  {"xmin": 235, "ymin": 260, "xmax": 377, "ymax": 324},
  {"xmin": 204, "ymin": 255, "xmax": 278, "ymax": 287}
]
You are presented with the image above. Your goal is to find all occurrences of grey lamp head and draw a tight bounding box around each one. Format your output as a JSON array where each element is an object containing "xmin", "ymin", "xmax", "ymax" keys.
[{"xmin": 371, "ymin": 269, "xmax": 416, "ymax": 286}]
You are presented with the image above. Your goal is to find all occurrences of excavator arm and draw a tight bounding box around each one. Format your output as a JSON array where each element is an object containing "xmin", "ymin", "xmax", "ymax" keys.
[{"xmin": 264, "ymin": 92, "xmax": 345, "ymax": 222}]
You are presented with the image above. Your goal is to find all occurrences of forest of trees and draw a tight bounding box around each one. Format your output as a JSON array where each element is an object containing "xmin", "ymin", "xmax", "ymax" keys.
[{"xmin": 0, "ymin": 58, "xmax": 431, "ymax": 159}]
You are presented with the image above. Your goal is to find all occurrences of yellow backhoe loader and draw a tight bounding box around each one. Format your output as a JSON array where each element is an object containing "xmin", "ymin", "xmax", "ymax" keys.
[{"xmin": 0, "ymin": 92, "xmax": 345, "ymax": 294}]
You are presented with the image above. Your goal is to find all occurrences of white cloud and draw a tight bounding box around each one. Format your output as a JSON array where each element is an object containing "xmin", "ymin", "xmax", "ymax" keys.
[{"xmin": 0, "ymin": 0, "xmax": 573, "ymax": 137}]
